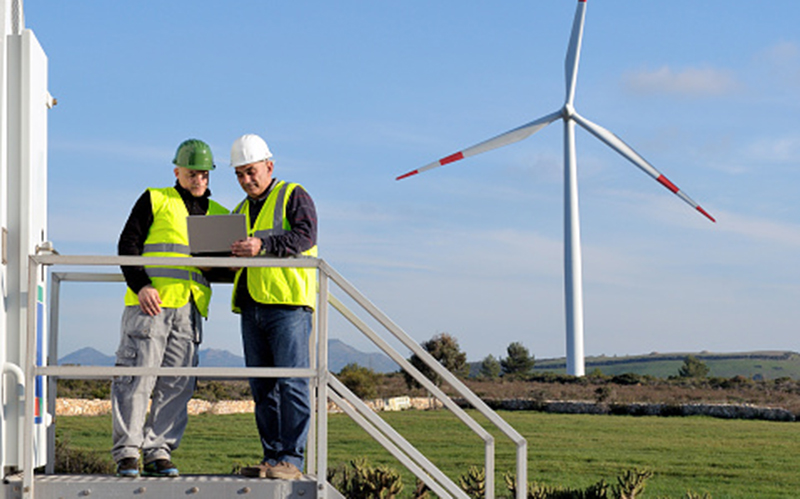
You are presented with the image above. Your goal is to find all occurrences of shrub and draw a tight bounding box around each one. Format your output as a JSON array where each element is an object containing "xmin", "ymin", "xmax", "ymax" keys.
[
  {"xmin": 404, "ymin": 333, "xmax": 468, "ymax": 389},
  {"xmin": 338, "ymin": 363, "xmax": 380, "ymax": 399},
  {"xmin": 587, "ymin": 368, "xmax": 609, "ymax": 382},
  {"xmin": 459, "ymin": 466, "xmax": 485, "ymax": 498},
  {"xmin": 678, "ymin": 355, "xmax": 710, "ymax": 378},
  {"xmin": 56, "ymin": 379, "xmax": 111, "ymax": 399},
  {"xmin": 479, "ymin": 355, "xmax": 502, "ymax": 380},
  {"xmin": 501, "ymin": 342, "xmax": 535, "ymax": 379},
  {"xmin": 54, "ymin": 435, "xmax": 115, "ymax": 474},
  {"xmin": 530, "ymin": 372, "xmax": 583, "ymax": 384},
  {"xmin": 612, "ymin": 468, "xmax": 653, "ymax": 499},
  {"xmin": 684, "ymin": 492, "xmax": 713, "ymax": 499},
  {"xmin": 504, "ymin": 468, "xmax": 653, "ymax": 499},
  {"xmin": 193, "ymin": 380, "xmax": 251, "ymax": 401},
  {"xmin": 716, "ymin": 375, "xmax": 752, "ymax": 389},
  {"xmin": 611, "ymin": 373, "xmax": 643, "ymax": 386},
  {"xmin": 329, "ymin": 457, "xmax": 403, "ymax": 498},
  {"xmin": 595, "ymin": 386, "xmax": 613, "ymax": 403}
]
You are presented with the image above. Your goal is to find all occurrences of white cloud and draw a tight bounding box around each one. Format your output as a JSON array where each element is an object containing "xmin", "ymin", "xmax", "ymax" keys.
[
  {"xmin": 712, "ymin": 209, "xmax": 800, "ymax": 249},
  {"xmin": 622, "ymin": 65, "xmax": 740, "ymax": 97},
  {"xmin": 761, "ymin": 40, "xmax": 800, "ymax": 62},
  {"xmin": 757, "ymin": 41, "xmax": 800, "ymax": 76},
  {"xmin": 746, "ymin": 134, "xmax": 800, "ymax": 164}
]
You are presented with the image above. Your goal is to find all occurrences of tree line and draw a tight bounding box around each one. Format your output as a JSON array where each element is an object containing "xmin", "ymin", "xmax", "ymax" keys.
[{"xmin": 338, "ymin": 333, "xmax": 713, "ymax": 399}]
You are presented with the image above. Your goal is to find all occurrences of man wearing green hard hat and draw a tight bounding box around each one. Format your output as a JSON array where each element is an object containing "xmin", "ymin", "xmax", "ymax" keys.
[{"xmin": 111, "ymin": 139, "xmax": 228, "ymax": 478}]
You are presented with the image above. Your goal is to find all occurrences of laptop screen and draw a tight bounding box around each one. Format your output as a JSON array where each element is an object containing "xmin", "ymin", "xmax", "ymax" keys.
[{"xmin": 186, "ymin": 214, "xmax": 247, "ymax": 255}]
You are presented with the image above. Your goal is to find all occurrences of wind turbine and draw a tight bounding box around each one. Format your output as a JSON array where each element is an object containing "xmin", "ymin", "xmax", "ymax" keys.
[{"xmin": 396, "ymin": 0, "xmax": 715, "ymax": 376}]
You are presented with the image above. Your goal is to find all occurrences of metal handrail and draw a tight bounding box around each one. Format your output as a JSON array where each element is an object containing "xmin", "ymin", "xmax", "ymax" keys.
[
  {"xmin": 328, "ymin": 376, "xmax": 469, "ymax": 498},
  {"xmin": 23, "ymin": 254, "xmax": 527, "ymax": 499},
  {"xmin": 322, "ymin": 262, "xmax": 527, "ymax": 498}
]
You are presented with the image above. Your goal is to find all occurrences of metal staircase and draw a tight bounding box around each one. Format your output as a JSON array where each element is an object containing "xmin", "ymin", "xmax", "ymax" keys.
[{"xmin": 11, "ymin": 254, "xmax": 527, "ymax": 498}]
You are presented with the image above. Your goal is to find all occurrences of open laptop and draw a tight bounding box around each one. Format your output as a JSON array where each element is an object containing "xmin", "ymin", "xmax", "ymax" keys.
[{"xmin": 186, "ymin": 214, "xmax": 247, "ymax": 256}]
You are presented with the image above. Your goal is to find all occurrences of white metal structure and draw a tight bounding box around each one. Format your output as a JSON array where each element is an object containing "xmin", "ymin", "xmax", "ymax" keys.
[
  {"xmin": 1, "ymin": 0, "xmax": 54, "ymax": 479},
  {"xmin": 396, "ymin": 0, "xmax": 715, "ymax": 376}
]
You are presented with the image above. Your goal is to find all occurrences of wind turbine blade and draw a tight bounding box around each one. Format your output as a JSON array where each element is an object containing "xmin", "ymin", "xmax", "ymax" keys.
[
  {"xmin": 564, "ymin": 0, "xmax": 587, "ymax": 106},
  {"xmin": 572, "ymin": 112, "xmax": 716, "ymax": 223},
  {"xmin": 396, "ymin": 111, "xmax": 561, "ymax": 180}
]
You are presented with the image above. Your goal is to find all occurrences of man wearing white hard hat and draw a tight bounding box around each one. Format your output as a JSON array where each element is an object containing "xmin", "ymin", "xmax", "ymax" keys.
[{"xmin": 228, "ymin": 134, "xmax": 318, "ymax": 480}]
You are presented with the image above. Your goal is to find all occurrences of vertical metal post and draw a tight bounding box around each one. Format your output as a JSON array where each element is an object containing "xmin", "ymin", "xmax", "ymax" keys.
[
  {"xmin": 315, "ymin": 268, "xmax": 329, "ymax": 497},
  {"xmin": 516, "ymin": 443, "xmax": 528, "ymax": 499},
  {"xmin": 22, "ymin": 256, "xmax": 38, "ymax": 497},
  {"xmin": 306, "ymin": 295, "xmax": 317, "ymax": 476},
  {"xmin": 45, "ymin": 272, "xmax": 61, "ymax": 474},
  {"xmin": 484, "ymin": 441, "xmax": 495, "ymax": 499},
  {"xmin": 564, "ymin": 118, "xmax": 585, "ymax": 377}
]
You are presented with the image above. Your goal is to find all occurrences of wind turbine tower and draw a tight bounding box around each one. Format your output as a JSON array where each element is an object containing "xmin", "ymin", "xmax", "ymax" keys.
[{"xmin": 397, "ymin": 0, "xmax": 715, "ymax": 376}]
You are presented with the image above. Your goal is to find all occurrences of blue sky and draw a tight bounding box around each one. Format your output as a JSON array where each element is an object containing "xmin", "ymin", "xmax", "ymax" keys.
[{"xmin": 26, "ymin": 1, "xmax": 800, "ymax": 364}]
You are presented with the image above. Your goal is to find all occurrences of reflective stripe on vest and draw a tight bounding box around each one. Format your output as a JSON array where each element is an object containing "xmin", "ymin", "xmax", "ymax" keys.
[
  {"xmin": 124, "ymin": 187, "xmax": 228, "ymax": 317},
  {"xmin": 143, "ymin": 243, "xmax": 191, "ymax": 254},
  {"xmin": 145, "ymin": 267, "xmax": 210, "ymax": 288}
]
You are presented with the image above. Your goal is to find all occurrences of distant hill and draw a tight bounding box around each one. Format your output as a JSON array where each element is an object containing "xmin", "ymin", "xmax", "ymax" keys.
[
  {"xmin": 198, "ymin": 349, "xmax": 244, "ymax": 367},
  {"xmin": 56, "ymin": 347, "xmax": 800, "ymax": 380},
  {"xmin": 59, "ymin": 347, "xmax": 115, "ymax": 366},
  {"xmin": 531, "ymin": 351, "xmax": 800, "ymax": 380},
  {"xmin": 57, "ymin": 347, "xmax": 249, "ymax": 368},
  {"xmin": 328, "ymin": 339, "xmax": 398, "ymax": 374},
  {"xmin": 58, "ymin": 340, "xmax": 398, "ymax": 374}
]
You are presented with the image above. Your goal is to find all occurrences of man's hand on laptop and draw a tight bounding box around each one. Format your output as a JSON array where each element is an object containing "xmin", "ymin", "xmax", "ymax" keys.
[{"xmin": 231, "ymin": 237, "xmax": 263, "ymax": 258}]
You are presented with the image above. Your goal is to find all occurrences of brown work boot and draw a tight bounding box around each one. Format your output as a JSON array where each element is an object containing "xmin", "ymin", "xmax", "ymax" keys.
[
  {"xmin": 267, "ymin": 462, "xmax": 302, "ymax": 480},
  {"xmin": 240, "ymin": 462, "xmax": 274, "ymax": 478}
]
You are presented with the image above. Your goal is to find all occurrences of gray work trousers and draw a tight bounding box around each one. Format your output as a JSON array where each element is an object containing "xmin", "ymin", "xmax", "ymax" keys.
[{"xmin": 110, "ymin": 301, "xmax": 201, "ymax": 464}]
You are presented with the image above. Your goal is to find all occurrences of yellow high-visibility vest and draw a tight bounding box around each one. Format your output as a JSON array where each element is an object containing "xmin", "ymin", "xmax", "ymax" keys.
[
  {"xmin": 231, "ymin": 181, "xmax": 317, "ymax": 313},
  {"xmin": 124, "ymin": 187, "xmax": 228, "ymax": 317}
]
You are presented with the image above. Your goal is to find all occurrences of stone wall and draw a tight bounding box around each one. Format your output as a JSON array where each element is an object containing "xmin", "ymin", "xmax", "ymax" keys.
[
  {"xmin": 55, "ymin": 396, "xmax": 441, "ymax": 417},
  {"xmin": 56, "ymin": 397, "xmax": 795, "ymax": 422}
]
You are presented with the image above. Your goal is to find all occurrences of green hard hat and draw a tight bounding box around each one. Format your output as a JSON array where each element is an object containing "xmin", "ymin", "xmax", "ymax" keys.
[{"xmin": 172, "ymin": 139, "xmax": 216, "ymax": 170}]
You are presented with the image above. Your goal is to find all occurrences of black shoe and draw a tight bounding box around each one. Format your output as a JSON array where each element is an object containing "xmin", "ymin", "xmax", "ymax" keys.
[
  {"xmin": 116, "ymin": 457, "xmax": 140, "ymax": 477},
  {"xmin": 142, "ymin": 459, "xmax": 179, "ymax": 477}
]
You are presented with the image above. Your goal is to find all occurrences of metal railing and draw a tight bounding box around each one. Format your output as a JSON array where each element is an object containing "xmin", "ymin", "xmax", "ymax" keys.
[{"xmin": 23, "ymin": 254, "xmax": 527, "ymax": 499}]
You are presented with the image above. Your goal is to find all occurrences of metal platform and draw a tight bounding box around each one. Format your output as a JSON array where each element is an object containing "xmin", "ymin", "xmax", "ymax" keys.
[{"xmin": 3, "ymin": 474, "xmax": 345, "ymax": 499}]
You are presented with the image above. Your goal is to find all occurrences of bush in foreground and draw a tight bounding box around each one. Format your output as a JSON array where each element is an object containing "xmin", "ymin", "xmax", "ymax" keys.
[{"xmin": 53, "ymin": 435, "xmax": 114, "ymax": 474}]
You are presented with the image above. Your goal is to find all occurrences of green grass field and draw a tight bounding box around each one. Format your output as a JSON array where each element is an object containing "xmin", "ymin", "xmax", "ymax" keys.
[{"xmin": 55, "ymin": 410, "xmax": 800, "ymax": 498}]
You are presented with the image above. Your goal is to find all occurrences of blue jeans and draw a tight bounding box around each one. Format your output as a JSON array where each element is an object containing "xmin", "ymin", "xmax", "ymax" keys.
[{"xmin": 240, "ymin": 304, "xmax": 312, "ymax": 470}]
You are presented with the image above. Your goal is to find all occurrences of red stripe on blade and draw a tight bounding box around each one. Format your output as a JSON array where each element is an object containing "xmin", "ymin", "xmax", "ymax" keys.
[
  {"xmin": 396, "ymin": 170, "xmax": 419, "ymax": 180},
  {"xmin": 697, "ymin": 206, "xmax": 716, "ymax": 223},
  {"xmin": 657, "ymin": 175, "xmax": 679, "ymax": 194},
  {"xmin": 440, "ymin": 152, "xmax": 464, "ymax": 166}
]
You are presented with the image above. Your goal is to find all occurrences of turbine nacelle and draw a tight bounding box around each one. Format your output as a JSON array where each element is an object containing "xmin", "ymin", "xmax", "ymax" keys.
[{"xmin": 561, "ymin": 103, "xmax": 576, "ymax": 121}]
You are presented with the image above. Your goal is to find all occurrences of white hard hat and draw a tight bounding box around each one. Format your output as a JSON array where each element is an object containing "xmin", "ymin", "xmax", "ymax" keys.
[{"xmin": 230, "ymin": 134, "xmax": 272, "ymax": 168}]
